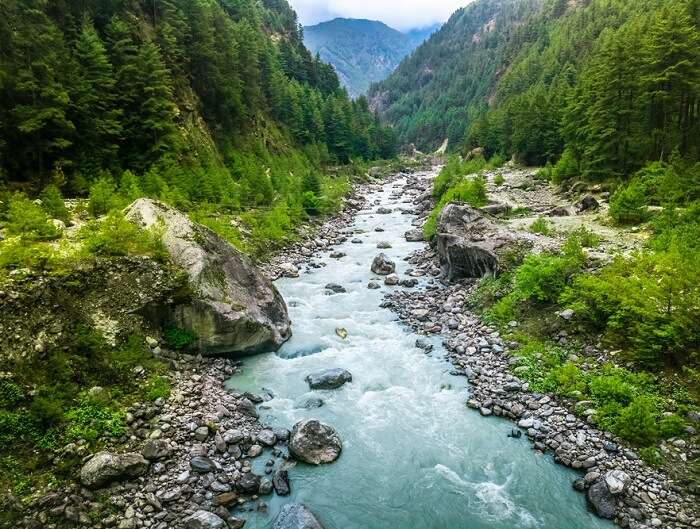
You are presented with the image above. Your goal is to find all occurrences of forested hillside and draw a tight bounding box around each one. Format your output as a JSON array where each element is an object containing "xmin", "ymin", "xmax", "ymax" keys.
[
  {"xmin": 304, "ymin": 18, "xmax": 437, "ymax": 97},
  {"xmin": 371, "ymin": 0, "xmax": 700, "ymax": 180},
  {"xmin": 0, "ymin": 0, "xmax": 396, "ymax": 249}
]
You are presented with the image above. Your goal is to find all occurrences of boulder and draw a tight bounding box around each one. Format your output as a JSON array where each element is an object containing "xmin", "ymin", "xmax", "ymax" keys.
[
  {"xmin": 376, "ymin": 207, "xmax": 392, "ymax": 214},
  {"xmin": 577, "ymin": 194, "xmax": 600, "ymax": 212},
  {"xmin": 289, "ymin": 419, "xmax": 342, "ymax": 464},
  {"xmin": 238, "ymin": 472, "xmax": 261, "ymax": 493},
  {"xmin": 384, "ymin": 274, "xmax": 399, "ymax": 286},
  {"xmin": 324, "ymin": 283, "xmax": 346, "ymax": 294},
  {"xmin": 190, "ymin": 456, "xmax": 218, "ymax": 473},
  {"xmin": 547, "ymin": 206, "xmax": 571, "ymax": 217},
  {"xmin": 586, "ymin": 479, "xmax": 616, "ymax": 519},
  {"xmin": 183, "ymin": 510, "xmax": 228, "ymax": 529},
  {"xmin": 141, "ymin": 439, "xmax": 171, "ymax": 461},
  {"xmin": 371, "ymin": 253, "xmax": 395, "ymax": 275},
  {"xmin": 273, "ymin": 469, "xmax": 291, "ymax": 496},
  {"xmin": 305, "ymin": 368, "xmax": 352, "ymax": 390},
  {"xmin": 480, "ymin": 203, "xmax": 511, "ymax": 216},
  {"xmin": 435, "ymin": 203, "xmax": 523, "ymax": 281},
  {"xmin": 125, "ymin": 199, "xmax": 291, "ymax": 356},
  {"xmin": 80, "ymin": 452, "xmax": 149, "ymax": 489},
  {"xmin": 404, "ymin": 229, "xmax": 424, "ymax": 242},
  {"xmin": 604, "ymin": 470, "xmax": 630, "ymax": 495},
  {"xmin": 273, "ymin": 503, "xmax": 324, "ymax": 529}
]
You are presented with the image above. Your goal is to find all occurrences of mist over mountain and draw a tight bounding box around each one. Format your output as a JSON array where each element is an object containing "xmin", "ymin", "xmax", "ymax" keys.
[{"xmin": 304, "ymin": 18, "xmax": 439, "ymax": 97}]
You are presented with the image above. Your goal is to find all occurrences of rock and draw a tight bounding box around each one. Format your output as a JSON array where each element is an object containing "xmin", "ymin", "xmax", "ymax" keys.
[
  {"xmin": 577, "ymin": 194, "xmax": 599, "ymax": 212},
  {"xmin": 376, "ymin": 207, "xmax": 392, "ymax": 214},
  {"xmin": 238, "ymin": 397, "xmax": 259, "ymax": 418},
  {"xmin": 272, "ymin": 503, "xmax": 324, "ymax": 529},
  {"xmin": 305, "ymin": 369, "xmax": 352, "ymax": 390},
  {"xmin": 587, "ymin": 479, "xmax": 616, "ymax": 519},
  {"xmin": 547, "ymin": 206, "xmax": 570, "ymax": 217},
  {"xmin": 480, "ymin": 203, "xmax": 511, "ymax": 216},
  {"xmin": 324, "ymin": 283, "xmax": 346, "ymax": 294},
  {"xmin": 376, "ymin": 241, "xmax": 392, "ymax": 249},
  {"xmin": 183, "ymin": 510, "xmax": 228, "ymax": 529},
  {"xmin": 289, "ymin": 419, "xmax": 342, "ymax": 465},
  {"xmin": 279, "ymin": 262, "xmax": 299, "ymax": 278},
  {"xmin": 141, "ymin": 439, "xmax": 171, "ymax": 461},
  {"xmin": 559, "ymin": 309, "xmax": 575, "ymax": 321},
  {"xmin": 371, "ymin": 253, "xmax": 395, "ymax": 275},
  {"xmin": 384, "ymin": 274, "xmax": 399, "ymax": 286},
  {"xmin": 273, "ymin": 469, "xmax": 290, "ymax": 496},
  {"xmin": 367, "ymin": 282, "xmax": 381, "ymax": 290},
  {"xmin": 435, "ymin": 204, "xmax": 523, "ymax": 280},
  {"xmin": 335, "ymin": 328, "xmax": 348, "ymax": 340},
  {"xmin": 80, "ymin": 452, "xmax": 149, "ymax": 489},
  {"xmin": 404, "ymin": 229, "xmax": 424, "ymax": 242},
  {"xmin": 257, "ymin": 429, "xmax": 277, "ymax": 447},
  {"xmin": 214, "ymin": 492, "xmax": 238, "ymax": 507},
  {"xmin": 604, "ymin": 470, "xmax": 630, "ymax": 495},
  {"xmin": 296, "ymin": 397, "xmax": 324, "ymax": 409},
  {"xmin": 259, "ymin": 477, "xmax": 274, "ymax": 494},
  {"xmin": 239, "ymin": 472, "xmax": 261, "ymax": 493},
  {"xmin": 125, "ymin": 198, "xmax": 291, "ymax": 356},
  {"xmin": 190, "ymin": 456, "xmax": 218, "ymax": 473},
  {"xmin": 194, "ymin": 426, "xmax": 210, "ymax": 441}
]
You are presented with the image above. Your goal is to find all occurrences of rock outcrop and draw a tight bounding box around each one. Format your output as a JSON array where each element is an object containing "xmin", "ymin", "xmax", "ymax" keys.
[
  {"xmin": 125, "ymin": 199, "xmax": 291, "ymax": 356},
  {"xmin": 80, "ymin": 452, "xmax": 149, "ymax": 489},
  {"xmin": 435, "ymin": 203, "xmax": 524, "ymax": 281},
  {"xmin": 273, "ymin": 503, "xmax": 325, "ymax": 529},
  {"xmin": 289, "ymin": 419, "xmax": 342, "ymax": 465}
]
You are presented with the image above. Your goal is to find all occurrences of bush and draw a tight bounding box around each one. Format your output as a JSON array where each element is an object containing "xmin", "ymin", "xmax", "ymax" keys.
[
  {"xmin": 609, "ymin": 179, "xmax": 649, "ymax": 225},
  {"xmin": 0, "ymin": 381, "xmax": 24, "ymax": 408},
  {"xmin": 424, "ymin": 175, "xmax": 488, "ymax": 238},
  {"xmin": 513, "ymin": 253, "xmax": 577, "ymax": 303},
  {"xmin": 79, "ymin": 211, "xmax": 165, "ymax": 259},
  {"xmin": 143, "ymin": 375, "xmax": 171, "ymax": 402},
  {"xmin": 612, "ymin": 396, "xmax": 658, "ymax": 446},
  {"xmin": 550, "ymin": 148, "xmax": 579, "ymax": 184},
  {"xmin": 163, "ymin": 326, "xmax": 197, "ymax": 350},
  {"xmin": 64, "ymin": 394, "xmax": 125, "ymax": 442},
  {"xmin": 40, "ymin": 185, "xmax": 70, "ymax": 223},
  {"xmin": 494, "ymin": 173, "xmax": 505, "ymax": 186},
  {"xmin": 529, "ymin": 217, "xmax": 554, "ymax": 235},
  {"xmin": 569, "ymin": 226, "xmax": 601, "ymax": 248},
  {"xmin": 88, "ymin": 176, "xmax": 121, "ymax": 217},
  {"xmin": 486, "ymin": 154, "xmax": 506, "ymax": 169},
  {"xmin": 3, "ymin": 194, "xmax": 61, "ymax": 241}
]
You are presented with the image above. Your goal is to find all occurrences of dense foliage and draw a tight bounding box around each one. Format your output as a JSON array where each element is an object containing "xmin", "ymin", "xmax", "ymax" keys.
[
  {"xmin": 372, "ymin": 0, "xmax": 700, "ymax": 181},
  {"xmin": 304, "ymin": 18, "xmax": 435, "ymax": 98},
  {"xmin": 0, "ymin": 0, "xmax": 397, "ymax": 218}
]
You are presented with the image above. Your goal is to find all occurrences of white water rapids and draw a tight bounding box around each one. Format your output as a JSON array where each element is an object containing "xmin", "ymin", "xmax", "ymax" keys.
[{"xmin": 226, "ymin": 174, "xmax": 614, "ymax": 529}]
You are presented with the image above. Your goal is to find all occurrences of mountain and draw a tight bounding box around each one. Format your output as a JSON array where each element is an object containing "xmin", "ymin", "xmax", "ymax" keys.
[
  {"xmin": 303, "ymin": 18, "xmax": 438, "ymax": 98},
  {"xmin": 370, "ymin": 0, "xmax": 700, "ymax": 178}
]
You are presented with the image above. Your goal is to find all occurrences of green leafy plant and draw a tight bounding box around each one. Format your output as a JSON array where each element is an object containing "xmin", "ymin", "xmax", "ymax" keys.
[
  {"xmin": 163, "ymin": 326, "xmax": 197, "ymax": 350},
  {"xmin": 4, "ymin": 194, "xmax": 62, "ymax": 241},
  {"xmin": 529, "ymin": 217, "xmax": 554, "ymax": 235}
]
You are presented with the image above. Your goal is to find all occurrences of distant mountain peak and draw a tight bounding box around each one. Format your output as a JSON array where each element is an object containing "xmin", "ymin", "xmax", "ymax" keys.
[{"xmin": 303, "ymin": 18, "xmax": 439, "ymax": 98}]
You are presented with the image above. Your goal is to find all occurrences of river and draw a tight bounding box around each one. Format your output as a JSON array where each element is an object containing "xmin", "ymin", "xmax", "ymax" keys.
[{"xmin": 226, "ymin": 173, "xmax": 614, "ymax": 529}]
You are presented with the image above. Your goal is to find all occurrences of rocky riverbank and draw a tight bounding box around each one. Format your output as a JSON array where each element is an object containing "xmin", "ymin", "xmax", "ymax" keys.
[{"xmin": 376, "ymin": 173, "xmax": 699, "ymax": 529}]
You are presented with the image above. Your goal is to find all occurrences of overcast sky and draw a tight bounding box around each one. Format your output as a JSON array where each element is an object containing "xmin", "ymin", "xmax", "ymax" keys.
[{"xmin": 289, "ymin": 0, "xmax": 471, "ymax": 31}]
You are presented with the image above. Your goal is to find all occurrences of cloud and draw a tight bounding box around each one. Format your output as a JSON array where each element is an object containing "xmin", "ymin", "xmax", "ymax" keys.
[{"xmin": 289, "ymin": 0, "xmax": 471, "ymax": 31}]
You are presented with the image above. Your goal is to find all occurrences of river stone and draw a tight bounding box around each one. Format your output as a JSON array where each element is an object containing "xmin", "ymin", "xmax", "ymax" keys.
[
  {"xmin": 296, "ymin": 396, "xmax": 324, "ymax": 409},
  {"xmin": 183, "ymin": 510, "xmax": 228, "ymax": 529},
  {"xmin": 404, "ymin": 228, "xmax": 424, "ymax": 242},
  {"xmin": 384, "ymin": 274, "xmax": 399, "ymax": 286},
  {"xmin": 377, "ymin": 241, "xmax": 392, "ymax": 249},
  {"xmin": 80, "ymin": 452, "xmax": 149, "ymax": 489},
  {"xmin": 371, "ymin": 253, "xmax": 395, "ymax": 275},
  {"xmin": 376, "ymin": 207, "xmax": 392, "ymax": 214},
  {"xmin": 305, "ymin": 368, "xmax": 352, "ymax": 390},
  {"xmin": 125, "ymin": 199, "xmax": 291, "ymax": 356},
  {"xmin": 273, "ymin": 503, "xmax": 324, "ymax": 529},
  {"xmin": 604, "ymin": 469, "xmax": 630, "ymax": 495},
  {"xmin": 587, "ymin": 479, "xmax": 616, "ymax": 519},
  {"xmin": 435, "ymin": 204, "xmax": 523, "ymax": 280},
  {"xmin": 324, "ymin": 283, "xmax": 346, "ymax": 294},
  {"xmin": 190, "ymin": 456, "xmax": 218, "ymax": 473},
  {"xmin": 141, "ymin": 439, "xmax": 171, "ymax": 461},
  {"xmin": 273, "ymin": 469, "xmax": 290, "ymax": 496},
  {"xmin": 257, "ymin": 429, "xmax": 277, "ymax": 447},
  {"xmin": 289, "ymin": 419, "xmax": 342, "ymax": 464},
  {"xmin": 239, "ymin": 472, "xmax": 261, "ymax": 493}
]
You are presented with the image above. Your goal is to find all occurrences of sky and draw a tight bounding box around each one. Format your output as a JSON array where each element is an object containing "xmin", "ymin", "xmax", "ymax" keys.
[{"xmin": 288, "ymin": 0, "xmax": 471, "ymax": 31}]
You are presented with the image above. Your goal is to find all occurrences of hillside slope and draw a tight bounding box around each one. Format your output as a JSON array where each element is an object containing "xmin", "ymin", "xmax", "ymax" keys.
[
  {"xmin": 371, "ymin": 0, "xmax": 700, "ymax": 178},
  {"xmin": 304, "ymin": 18, "xmax": 437, "ymax": 97}
]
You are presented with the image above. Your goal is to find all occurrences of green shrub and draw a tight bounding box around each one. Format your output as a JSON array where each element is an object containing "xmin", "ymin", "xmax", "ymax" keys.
[
  {"xmin": 0, "ymin": 381, "xmax": 24, "ymax": 408},
  {"xmin": 0, "ymin": 239, "xmax": 62, "ymax": 272},
  {"xmin": 494, "ymin": 173, "xmax": 505, "ymax": 186},
  {"xmin": 529, "ymin": 217, "xmax": 554, "ymax": 235},
  {"xmin": 424, "ymin": 175, "xmax": 488, "ymax": 238},
  {"xmin": 64, "ymin": 394, "xmax": 125, "ymax": 442},
  {"xmin": 433, "ymin": 156, "xmax": 486, "ymax": 200},
  {"xmin": 514, "ymin": 254, "xmax": 573, "ymax": 303},
  {"xmin": 88, "ymin": 176, "xmax": 121, "ymax": 217},
  {"xmin": 550, "ymin": 148, "xmax": 579, "ymax": 184},
  {"xmin": 163, "ymin": 326, "xmax": 197, "ymax": 350},
  {"xmin": 40, "ymin": 185, "xmax": 70, "ymax": 223},
  {"xmin": 543, "ymin": 362, "xmax": 587, "ymax": 396},
  {"xmin": 639, "ymin": 446, "xmax": 664, "ymax": 467},
  {"xmin": 143, "ymin": 375, "xmax": 171, "ymax": 401},
  {"xmin": 486, "ymin": 154, "xmax": 506, "ymax": 169},
  {"xmin": 569, "ymin": 226, "xmax": 601, "ymax": 248},
  {"xmin": 302, "ymin": 191, "xmax": 321, "ymax": 215},
  {"xmin": 609, "ymin": 179, "xmax": 648, "ymax": 225},
  {"xmin": 4, "ymin": 194, "xmax": 61, "ymax": 241},
  {"xmin": 658, "ymin": 414, "xmax": 686, "ymax": 438},
  {"xmin": 79, "ymin": 211, "xmax": 165, "ymax": 259},
  {"xmin": 612, "ymin": 396, "xmax": 658, "ymax": 446}
]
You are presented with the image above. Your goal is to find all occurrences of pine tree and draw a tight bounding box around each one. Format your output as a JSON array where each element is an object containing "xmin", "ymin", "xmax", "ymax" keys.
[{"xmin": 72, "ymin": 20, "xmax": 122, "ymax": 175}]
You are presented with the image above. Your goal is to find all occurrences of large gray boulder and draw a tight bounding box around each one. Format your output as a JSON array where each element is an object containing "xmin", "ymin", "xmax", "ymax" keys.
[
  {"xmin": 273, "ymin": 503, "xmax": 325, "ymax": 529},
  {"xmin": 183, "ymin": 510, "xmax": 228, "ymax": 529},
  {"xmin": 80, "ymin": 452, "xmax": 149, "ymax": 489},
  {"xmin": 305, "ymin": 368, "xmax": 352, "ymax": 390},
  {"xmin": 435, "ymin": 203, "xmax": 523, "ymax": 281},
  {"xmin": 371, "ymin": 253, "xmax": 395, "ymax": 275},
  {"xmin": 289, "ymin": 419, "xmax": 342, "ymax": 465},
  {"xmin": 125, "ymin": 199, "xmax": 291, "ymax": 356},
  {"xmin": 586, "ymin": 479, "xmax": 617, "ymax": 519}
]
